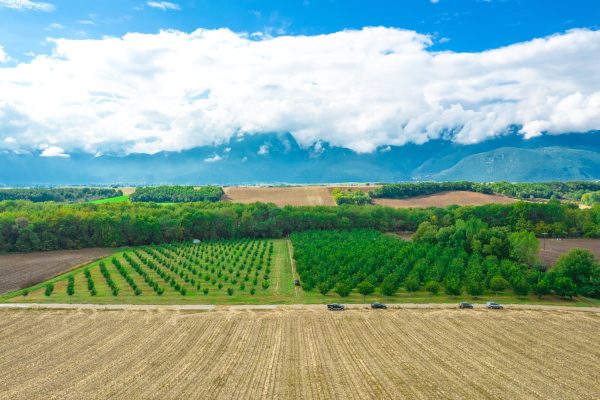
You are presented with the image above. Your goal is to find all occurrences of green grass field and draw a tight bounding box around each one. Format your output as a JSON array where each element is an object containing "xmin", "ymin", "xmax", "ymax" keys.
[
  {"xmin": 2, "ymin": 238, "xmax": 597, "ymax": 306},
  {"xmin": 88, "ymin": 195, "xmax": 130, "ymax": 204}
]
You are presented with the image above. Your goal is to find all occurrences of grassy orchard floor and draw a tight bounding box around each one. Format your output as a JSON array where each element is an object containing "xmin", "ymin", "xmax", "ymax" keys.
[
  {"xmin": 88, "ymin": 195, "xmax": 130, "ymax": 204},
  {"xmin": 2, "ymin": 238, "xmax": 598, "ymax": 306}
]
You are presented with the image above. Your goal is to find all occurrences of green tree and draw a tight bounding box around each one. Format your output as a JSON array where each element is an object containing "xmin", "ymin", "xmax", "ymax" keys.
[
  {"xmin": 533, "ymin": 278, "xmax": 550, "ymax": 298},
  {"xmin": 490, "ymin": 275, "xmax": 509, "ymax": 295},
  {"xmin": 357, "ymin": 281, "xmax": 375, "ymax": 301},
  {"xmin": 444, "ymin": 277, "xmax": 462, "ymax": 296},
  {"xmin": 424, "ymin": 280, "xmax": 440, "ymax": 295},
  {"xmin": 553, "ymin": 249, "xmax": 600, "ymax": 297},
  {"xmin": 554, "ymin": 277, "xmax": 577, "ymax": 299},
  {"xmin": 404, "ymin": 275, "xmax": 420, "ymax": 292},
  {"xmin": 334, "ymin": 282, "xmax": 352, "ymax": 298},
  {"xmin": 511, "ymin": 276, "xmax": 529, "ymax": 296},
  {"xmin": 317, "ymin": 282, "xmax": 331, "ymax": 295},
  {"xmin": 509, "ymin": 231, "xmax": 539, "ymax": 266},
  {"xmin": 465, "ymin": 276, "xmax": 483, "ymax": 297},
  {"xmin": 380, "ymin": 276, "xmax": 398, "ymax": 296}
]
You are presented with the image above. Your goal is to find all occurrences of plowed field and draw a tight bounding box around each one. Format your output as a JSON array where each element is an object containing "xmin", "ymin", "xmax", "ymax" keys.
[
  {"xmin": 0, "ymin": 248, "xmax": 114, "ymax": 295},
  {"xmin": 374, "ymin": 191, "xmax": 517, "ymax": 208},
  {"xmin": 0, "ymin": 308, "xmax": 597, "ymax": 400}
]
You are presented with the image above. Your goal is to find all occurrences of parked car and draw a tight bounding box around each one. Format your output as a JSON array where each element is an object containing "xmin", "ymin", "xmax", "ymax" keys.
[
  {"xmin": 294, "ymin": 279, "xmax": 301, "ymax": 286},
  {"xmin": 486, "ymin": 301, "xmax": 503, "ymax": 309},
  {"xmin": 458, "ymin": 302, "xmax": 473, "ymax": 309},
  {"xmin": 371, "ymin": 302, "xmax": 387, "ymax": 309},
  {"xmin": 327, "ymin": 303, "xmax": 345, "ymax": 311}
]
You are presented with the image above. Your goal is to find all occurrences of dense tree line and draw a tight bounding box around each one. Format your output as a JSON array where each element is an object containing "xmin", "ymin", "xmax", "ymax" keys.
[
  {"xmin": 291, "ymin": 225, "xmax": 599, "ymax": 299},
  {"xmin": 331, "ymin": 188, "xmax": 372, "ymax": 205},
  {"xmin": 0, "ymin": 188, "xmax": 122, "ymax": 203},
  {"xmin": 129, "ymin": 186, "xmax": 224, "ymax": 203},
  {"xmin": 371, "ymin": 181, "xmax": 600, "ymax": 201},
  {"xmin": 0, "ymin": 199, "xmax": 599, "ymax": 253}
]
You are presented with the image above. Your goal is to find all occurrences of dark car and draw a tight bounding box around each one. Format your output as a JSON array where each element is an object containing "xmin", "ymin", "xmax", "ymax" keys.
[
  {"xmin": 371, "ymin": 302, "xmax": 387, "ymax": 309},
  {"xmin": 327, "ymin": 303, "xmax": 345, "ymax": 311},
  {"xmin": 486, "ymin": 301, "xmax": 503, "ymax": 309},
  {"xmin": 294, "ymin": 279, "xmax": 301, "ymax": 286},
  {"xmin": 459, "ymin": 302, "xmax": 473, "ymax": 309}
]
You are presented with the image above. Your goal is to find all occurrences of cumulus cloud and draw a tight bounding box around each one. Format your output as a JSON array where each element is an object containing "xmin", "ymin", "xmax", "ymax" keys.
[
  {"xmin": 204, "ymin": 154, "xmax": 222, "ymax": 162},
  {"xmin": 0, "ymin": 27, "xmax": 599, "ymax": 155},
  {"xmin": 40, "ymin": 146, "xmax": 69, "ymax": 157},
  {"xmin": 146, "ymin": 1, "xmax": 180, "ymax": 11},
  {"xmin": 0, "ymin": 0, "xmax": 54, "ymax": 12}
]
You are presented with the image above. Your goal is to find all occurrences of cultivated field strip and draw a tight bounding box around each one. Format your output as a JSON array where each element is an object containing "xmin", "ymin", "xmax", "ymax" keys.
[{"xmin": 0, "ymin": 309, "xmax": 598, "ymax": 400}]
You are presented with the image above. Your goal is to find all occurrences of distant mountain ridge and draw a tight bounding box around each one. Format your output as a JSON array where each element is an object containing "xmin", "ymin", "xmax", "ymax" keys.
[{"xmin": 0, "ymin": 132, "xmax": 598, "ymax": 185}]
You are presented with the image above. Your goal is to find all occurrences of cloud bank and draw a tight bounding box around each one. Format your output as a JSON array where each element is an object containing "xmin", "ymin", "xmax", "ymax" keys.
[{"xmin": 0, "ymin": 27, "xmax": 599, "ymax": 155}]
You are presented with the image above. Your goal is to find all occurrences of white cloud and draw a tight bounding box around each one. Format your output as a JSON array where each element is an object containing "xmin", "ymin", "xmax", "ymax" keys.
[
  {"xmin": 146, "ymin": 1, "xmax": 180, "ymax": 11},
  {"xmin": 40, "ymin": 146, "xmax": 69, "ymax": 157},
  {"xmin": 0, "ymin": 0, "xmax": 54, "ymax": 12},
  {"xmin": 0, "ymin": 27, "xmax": 599, "ymax": 155},
  {"xmin": 258, "ymin": 144, "xmax": 269, "ymax": 155},
  {"xmin": 204, "ymin": 154, "xmax": 222, "ymax": 162},
  {"xmin": 0, "ymin": 46, "xmax": 8, "ymax": 63},
  {"xmin": 45, "ymin": 22, "xmax": 63, "ymax": 30}
]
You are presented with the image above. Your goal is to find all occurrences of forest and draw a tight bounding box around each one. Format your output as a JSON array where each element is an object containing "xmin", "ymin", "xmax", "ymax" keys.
[
  {"xmin": 0, "ymin": 188, "xmax": 122, "ymax": 203},
  {"xmin": 129, "ymin": 186, "xmax": 224, "ymax": 203},
  {"xmin": 371, "ymin": 181, "xmax": 600, "ymax": 201},
  {"xmin": 291, "ymin": 226, "xmax": 599, "ymax": 299},
  {"xmin": 1, "ymin": 199, "xmax": 599, "ymax": 253}
]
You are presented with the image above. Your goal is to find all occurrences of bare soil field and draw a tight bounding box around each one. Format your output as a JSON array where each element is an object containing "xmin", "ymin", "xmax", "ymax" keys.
[
  {"xmin": 374, "ymin": 190, "xmax": 517, "ymax": 208},
  {"xmin": 539, "ymin": 238, "xmax": 600, "ymax": 265},
  {"xmin": 0, "ymin": 248, "xmax": 114, "ymax": 295},
  {"xmin": 223, "ymin": 186, "xmax": 336, "ymax": 206},
  {"xmin": 0, "ymin": 308, "xmax": 598, "ymax": 400}
]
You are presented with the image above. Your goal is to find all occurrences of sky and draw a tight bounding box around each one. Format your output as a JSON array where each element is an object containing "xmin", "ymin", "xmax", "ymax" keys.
[{"xmin": 0, "ymin": 0, "xmax": 599, "ymax": 156}]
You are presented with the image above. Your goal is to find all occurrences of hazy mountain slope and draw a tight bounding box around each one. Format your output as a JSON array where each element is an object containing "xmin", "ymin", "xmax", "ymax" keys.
[
  {"xmin": 0, "ymin": 133, "xmax": 598, "ymax": 185},
  {"xmin": 431, "ymin": 147, "xmax": 600, "ymax": 181}
]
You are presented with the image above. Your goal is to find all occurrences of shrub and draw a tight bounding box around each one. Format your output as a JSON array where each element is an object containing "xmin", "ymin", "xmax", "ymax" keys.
[
  {"xmin": 227, "ymin": 287, "xmax": 234, "ymax": 296},
  {"xmin": 44, "ymin": 283, "xmax": 54, "ymax": 297}
]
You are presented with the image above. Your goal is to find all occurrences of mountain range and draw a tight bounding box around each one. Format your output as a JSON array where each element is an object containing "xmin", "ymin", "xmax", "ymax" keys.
[{"xmin": 1, "ymin": 132, "xmax": 599, "ymax": 185}]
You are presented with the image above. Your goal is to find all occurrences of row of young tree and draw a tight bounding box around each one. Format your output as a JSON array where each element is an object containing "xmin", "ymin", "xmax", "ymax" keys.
[
  {"xmin": 0, "ymin": 188, "xmax": 122, "ymax": 203},
  {"xmin": 0, "ymin": 199, "xmax": 599, "ymax": 253},
  {"xmin": 370, "ymin": 181, "xmax": 600, "ymax": 201},
  {"xmin": 129, "ymin": 186, "xmax": 224, "ymax": 203},
  {"xmin": 291, "ymin": 225, "xmax": 599, "ymax": 299}
]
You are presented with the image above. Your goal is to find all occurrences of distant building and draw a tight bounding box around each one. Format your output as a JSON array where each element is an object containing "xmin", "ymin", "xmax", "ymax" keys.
[{"xmin": 193, "ymin": 239, "xmax": 201, "ymax": 244}]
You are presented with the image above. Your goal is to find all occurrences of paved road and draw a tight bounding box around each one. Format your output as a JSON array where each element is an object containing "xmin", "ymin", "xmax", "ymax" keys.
[{"xmin": 0, "ymin": 303, "xmax": 598, "ymax": 312}]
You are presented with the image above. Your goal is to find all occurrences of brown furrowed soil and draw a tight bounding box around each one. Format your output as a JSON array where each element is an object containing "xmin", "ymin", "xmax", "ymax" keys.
[
  {"xmin": 0, "ymin": 248, "xmax": 114, "ymax": 294},
  {"xmin": 374, "ymin": 191, "xmax": 517, "ymax": 208},
  {"xmin": 0, "ymin": 308, "xmax": 598, "ymax": 400},
  {"xmin": 223, "ymin": 186, "xmax": 336, "ymax": 206},
  {"xmin": 539, "ymin": 238, "xmax": 600, "ymax": 265}
]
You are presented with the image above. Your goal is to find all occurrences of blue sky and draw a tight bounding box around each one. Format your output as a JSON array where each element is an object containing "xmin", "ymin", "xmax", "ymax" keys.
[{"xmin": 1, "ymin": 0, "xmax": 599, "ymax": 59}]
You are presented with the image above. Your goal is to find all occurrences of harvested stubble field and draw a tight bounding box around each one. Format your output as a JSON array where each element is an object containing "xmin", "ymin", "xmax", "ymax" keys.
[
  {"xmin": 539, "ymin": 238, "xmax": 600, "ymax": 265},
  {"xmin": 0, "ymin": 248, "xmax": 114, "ymax": 295},
  {"xmin": 373, "ymin": 190, "xmax": 517, "ymax": 208},
  {"xmin": 223, "ymin": 186, "xmax": 336, "ymax": 206},
  {"xmin": 0, "ymin": 308, "xmax": 598, "ymax": 400}
]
